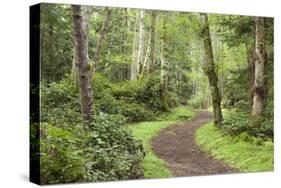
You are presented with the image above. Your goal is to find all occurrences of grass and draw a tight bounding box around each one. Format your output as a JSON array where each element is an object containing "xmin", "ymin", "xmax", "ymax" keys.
[
  {"xmin": 196, "ymin": 122, "xmax": 274, "ymax": 172},
  {"xmin": 127, "ymin": 107, "xmax": 194, "ymax": 178}
]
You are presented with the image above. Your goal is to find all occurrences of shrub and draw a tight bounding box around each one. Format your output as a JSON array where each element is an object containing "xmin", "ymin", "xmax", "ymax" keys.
[
  {"xmin": 117, "ymin": 101, "xmax": 154, "ymax": 123},
  {"xmin": 167, "ymin": 92, "xmax": 180, "ymax": 108},
  {"xmin": 92, "ymin": 73, "xmax": 112, "ymax": 100},
  {"xmin": 40, "ymin": 113, "xmax": 145, "ymax": 184},
  {"xmin": 112, "ymin": 80, "xmax": 145, "ymax": 102},
  {"xmin": 40, "ymin": 75, "xmax": 146, "ymax": 184},
  {"xmin": 41, "ymin": 77, "xmax": 79, "ymax": 109},
  {"xmin": 222, "ymin": 110, "xmax": 273, "ymax": 139},
  {"xmin": 138, "ymin": 76, "xmax": 163, "ymax": 110},
  {"xmin": 95, "ymin": 93, "xmax": 120, "ymax": 114},
  {"xmin": 221, "ymin": 111, "xmax": 249, "ymax": 135},
  {"xmin": 112, "ymin": 75, "xmax": 164, "ymax": 111}
]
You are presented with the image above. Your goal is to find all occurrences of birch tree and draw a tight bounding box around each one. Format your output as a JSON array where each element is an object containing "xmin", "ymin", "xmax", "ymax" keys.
[
  {"xmin": 131, "ymin": 11, "xmax": 140, "ymax": 80},
  {"xmin": 140, "ymin": 11, "xmax": 156, "ymax": 79},
  {"xmin": 137, "ymin": 10, "xmax": 145, "ymax": 78},
  {"xmin": 160, "ymin": 14, "xmax": 169, "ymax": 111}
]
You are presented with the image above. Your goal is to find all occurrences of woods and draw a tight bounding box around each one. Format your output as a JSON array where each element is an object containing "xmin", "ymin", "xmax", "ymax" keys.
[{"xmin": 35, "ymin": 3, "xmax": 274, "ymax": 184}]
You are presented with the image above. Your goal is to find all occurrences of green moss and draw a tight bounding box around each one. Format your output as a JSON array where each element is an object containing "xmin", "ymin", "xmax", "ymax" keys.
[
  {"xmin": 196, "ymin": 122, "xmax": 274, "ymax": 172},
  {"xmin": 127, "ymin": 106, "xmax": 193, "ymax": 178}
]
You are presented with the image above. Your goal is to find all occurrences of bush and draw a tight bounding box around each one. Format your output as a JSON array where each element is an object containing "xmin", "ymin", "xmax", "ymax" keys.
[
  {"xmin": 40, "ymin": 113, "xmax": 144, "ymax": 184},
  {"xmin": 41, "ymin": 77, "xmax": 79, "ymax": 109},
  {"xmin": 92, "ymin": 73, "xmax": 112, "ymax": 100},
  {"xmin": 167, "ymin": 92, "xmax": 180, "ymax": 108},
  {"xmin": 138, "ymin": 76, "xmax": 163, "ymax": 110},
  {"xmin": 221, "ymin": 111, "xmax": 249, "ymax": 135},
  {"xmin": 95, "ymin": 93, "xmax": 120, "ymax": 114},
  {"xmin": 222, "ymin": 110, "xmax": 273, "ymax": 138},
  {"xmin": 40, "ymin": 75, "xmax": 146, "ymax": 184},
  {"xmin": 112, "ymin": 75, "xmax": 164, "ymax": 111},
  {"xmin": 112, "ymin": 80, "xmax": 145, "ymax": 102},
  {"xmin": 117, "ymin": 101, "xmax": 154, "ymax": 123}
]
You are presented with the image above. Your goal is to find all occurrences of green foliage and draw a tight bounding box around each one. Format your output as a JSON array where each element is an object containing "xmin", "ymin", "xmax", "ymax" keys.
[
  {"xmin": 221, "ymin": 110, "xmax": 249, "ymax": 135},
  {"xmin": 167, "ymin": 92, "xmax": 180, "ymax": 108},
  {"xmin": 41, "ymin": 77, "xmax": 78, "ymax": 108},
  {"xmin": 196, "ymin": 122, "xmax": 273, "ymax": 172},
  {"xmin": 222, "ymin": 110, "xmax": 273, "ymax": 138},
  {"xmin": 111, "ymin": 75, "xmax": 163, "ymax": 110},
  {"xmin": 117, "ymin": 101, "xmax": 153, "ymax": 122},
  {"xmin": 187, "ymin": 94, "xmax": 207, "ymax": 109},
  {"xmin": 41, "ymin": 4, "xmax": 73, "ymax": 83},
  {"xmin": 40, "ymin": 113, "xmax": 144, "ymax": 184},
  {"xmin": 40, "ymin": 75, "xmax": 151, "ymax": 184},
  {"xmin": 92, "ymin": 73, "xmax": 112, "ymax": 100}
]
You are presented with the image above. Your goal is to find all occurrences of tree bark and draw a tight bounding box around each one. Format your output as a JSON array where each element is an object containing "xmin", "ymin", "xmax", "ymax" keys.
[
  {"xmin": 91, "ymin": 8, "xmax": 112, "ymax": 75},
  {"xmin": 71, "ymin": 49, "xmax": 79, "ymax": 87},
  {"xmin": 199, "ymin": 13, "xmax": 222, "ymax": 126},
  {"xmin": 247, "ymin": 47, "xmax": 255, "ymax": 105},
  {"xmin": 130, "ymin": 11, "xmax": 140, "ymax": 80},
  {"xmin": 148, "ymin": 11, "xmax": 156, "ymax": 73},
  {"xmin": 252, "ymin": 17, "xmax": 266, "ymax": 117},
  {"xmin": 137, "ymin": 10, "xmax": 145, "ymax": 78},
  {"xmin": 140, "ymin": 11, "xmax": 156, "ymax": 79},
  {"xmin": 72, "ymin": 5, "xmax": 93, "ymax": 121},
  {"xmin": 160, "ymin": 14, "xmax": 169, "ymax": 112}
]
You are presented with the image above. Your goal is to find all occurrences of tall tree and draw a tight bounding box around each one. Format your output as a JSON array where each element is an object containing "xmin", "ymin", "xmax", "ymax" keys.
[
  {"xmin": 160, "ymin": 14, "xmax": 169, "ymax": 111},
  {"xmin": 137, "ymin": 10, "xmax": 145, "ymax": 78},
  {"xmin": 199, "ymin": 13, "xmax": 222, "ymax": 126},
  {"xmin": 131, "ymin": 11, "xmax": 140, "ymax": 80},
  {"xmin": 148, "ymin": 11, "xmax": 156, "ymax": 73},
  {"xmin": 72, "ymin": 5, "xmax": 93, "ymax": 120},
  {"xmin": 252, "ymin": 17, "xmax": 266, "ymax": 117},
  {"xmin": 140, "ymin": 11, "xmax": 156, "ymax": 79},
  {"xmin": 91, "ymin": 8, "xmax": 112, "ymax": 75}
]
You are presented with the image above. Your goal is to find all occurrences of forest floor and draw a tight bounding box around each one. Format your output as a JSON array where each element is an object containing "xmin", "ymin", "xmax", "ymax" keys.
[{"xmin": 151, "ymin": 111, "xmax": 238, "ymax": 177}]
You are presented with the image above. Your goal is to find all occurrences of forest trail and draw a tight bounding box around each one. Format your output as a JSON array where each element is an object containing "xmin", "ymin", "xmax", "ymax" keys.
[{"xmin": 151, "ymin": 111, "xmax": 237, "ymax": 176}]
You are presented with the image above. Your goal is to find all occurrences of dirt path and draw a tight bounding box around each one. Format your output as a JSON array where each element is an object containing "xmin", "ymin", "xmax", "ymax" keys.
[{"xmin": 151, "ymin": 111, "xmax": 237, "ymax": 177}]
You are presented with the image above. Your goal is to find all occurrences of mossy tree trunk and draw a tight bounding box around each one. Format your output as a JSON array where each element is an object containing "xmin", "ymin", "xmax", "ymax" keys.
[
  {"xmin": 199, "ymin": 13, "xmax": 222, "ymax": 126},
  {"xmin": 160, "ymin": 14, "xmax": 169, "ymax": 112},
  {"xmin": 72, "ymin": 5, "xmax": 93, "ymax": 121},
  {"xmin": 252, "ymin": 17, "xmax": 266, "ymax": 117}
]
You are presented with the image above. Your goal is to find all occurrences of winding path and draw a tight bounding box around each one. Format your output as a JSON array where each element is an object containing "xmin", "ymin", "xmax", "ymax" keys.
[{"xmin": 151, "ymin": 111, "xmax": 237, "ymax": 177}]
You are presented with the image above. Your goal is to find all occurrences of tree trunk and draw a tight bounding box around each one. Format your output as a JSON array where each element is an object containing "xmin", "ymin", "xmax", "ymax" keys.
[
  {"xmin": 160, "ymin": 14, "xmax": 169, "ymax": 112},
  {"xmin": 247, "ymin": 47, "xmax": 255, "ymax": 105},
  {"xmin": 137, "ymin": 10, "xmax": 145, "ymax": 78},
  {"xmin": 130, "ymin": 11, "xmax": 140, "ymax": 80},
  {"xmin": 252, "ymin": 17, "xmax": 266, "ymax": 117},
  {"xmin": 71, "ymin": 49, "xmax": 79, "ymax": 88},
  {"xmin": 199, "ymin": 13, "xmax": 222, "ymax": 126},
  {"xmin": 91, "ymin": 8, "xmax": 112, "ymax": 75},
  {"xmin": 72, "ymin": 5, "xmax": 93, "ymax": 121},
  {"xmin": 140, "ymin": 11, "xmax": 156, "ymax": 79},
  {"xmin": 148, "ymin": 11, "xmax": 156, "ymax": 73}
]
